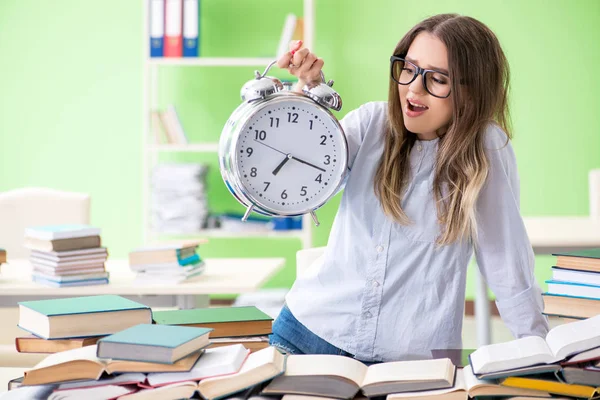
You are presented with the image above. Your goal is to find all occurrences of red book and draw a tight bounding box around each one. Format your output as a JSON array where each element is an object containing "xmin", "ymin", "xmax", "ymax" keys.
[{"xmin": 164, "ymin": 0, "xmax": 183, "ymax": 57}]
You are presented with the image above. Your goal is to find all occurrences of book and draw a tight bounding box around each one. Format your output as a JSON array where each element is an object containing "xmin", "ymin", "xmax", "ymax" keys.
[
  {"xmin": 469, "ymin": 313, "xmax": 600, "ymax": 375},
  {"xmin": 470, "ymin": 363, "xmax": 562, "ymax": 380},
  {"xmin": 129, "ymin": 249, "xmax": 199, "ymax": 266},
  {"xmin": 149, "ymin": 0, "xmax": 164, "ymax": 57},
  {"xmin": 263, "ymin": 356, "xmax": 456, "ymax": 398},
  {"xmin": 32, "ymin": 271, "xmax": 109, "ymax": 283},
  {"xmin": 22, "ymin": 345, "xmax": 202, "ymax": 385},
  {"xmin": 97, "ymin": 324, "xmax": 212, "ymax": 364},
  {"xmin": 552, "ymin": 266, "xmax": 600, "ymax": 286},
  {"xmin": 30, "ymin": 247, "xmax": 108, "ymax": 262},
  {"xmin": 161, "ymin": 105, "xmax": 188, "ymax": 143},
  {"xmin": 55, "ymin": 372, "xmax": 146, "ymax": 390},
  {"xmin": 47, "ymin": 384, "xmax": 137, "ymax": 400},
  {"xmin": 24, "ymin": 235, "xmax": 101, "ymax": 252},
  {"xmin": 387, "ymin": 367, "xmax": 551, "ymax": 399},
  {"xmin": 146, "ymin": 344, "xmax": 250, "ymax": 387},
  {"xmin": 547, "ymin": 279, "xmax": 600, "ymax": 299},
  {"xmin": 164, "ymin": 0, "xmax": 183, "ymax": 57},
  {"xmin": 0, "ymin": 384, "xmax": 55, "ymax": 399},
  {"xmin": 553, "ymin": 249, "xmax": 600, "ymax": 272},
  {"xmin": 118, "ymin": 381, "xmax": 197, "ymax": 400},
  {"xmin": 32, "ymin": 275, "xmax": 109, "ymax": 288},
  {"xmin": 16, "ymin": 334, "xmax": 102, "ymax": 353},
  {"xmin": 561, "ymin": 365, "xmax": 600, "ymax": 386},
  {"xmin": 0, "ymin": 248, "xmax": 6, "ymax": 264},
  {"xmin": 196, "ymin": 346, "xmax": 286, "ymax": 400},
  {"xmin": 543, "ymin": 292, "xmax": 600, "ymax": 319},
  {"xmin": 18, "ymin": 295, "xmax": 152, "ymax": 339},
  {"xmin": 152, "ymin": 306, "xmax": 273, "ymax": 338},
  {"xmin": 501, "ymin": 374, "xmax": 600, "ymax": 398},
  {"xmin": 183, "ymin": 0, "xmax": 199, "ymax": 57},
  {"xmin": 24, "ymin": 224, "xmax": 101, "ymax": 240},
  {"xmin": 208, "ymin": 336, "xmax": 270, "ymax": 352},
  {"xmin": 561, "ymin": 345, "xmax": 600, "ymax": 365}
]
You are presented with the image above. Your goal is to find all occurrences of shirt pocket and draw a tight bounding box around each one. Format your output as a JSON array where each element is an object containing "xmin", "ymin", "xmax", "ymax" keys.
[{"xmin": 395, "ymin": 179, "xmax": 441, "ymax": 244}]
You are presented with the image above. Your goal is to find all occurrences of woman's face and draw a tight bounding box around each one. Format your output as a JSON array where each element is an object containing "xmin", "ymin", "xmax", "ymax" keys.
[{"xmin": 398, "ymin": 32, "xmax": 453, "ymax": 140}]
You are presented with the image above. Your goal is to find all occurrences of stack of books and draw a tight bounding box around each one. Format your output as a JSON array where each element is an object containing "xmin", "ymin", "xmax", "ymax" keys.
[
  {"xmin": 152, "ymin": 306, "xmax": 273, "ymax": 352},
  {"xmin": 456, "ymin": 315, "xmax": 600, "ymax": 400},
  {"xmin": 128, "ymin": 240, "xmax": 206, "ymax": 284},
  {"xmin": 24, "ymin": 224, "xmax": 109, "ymax": 287},
  {"xmin": 543, "ymin": 248, "xmax": 600, "ymax": 321}
]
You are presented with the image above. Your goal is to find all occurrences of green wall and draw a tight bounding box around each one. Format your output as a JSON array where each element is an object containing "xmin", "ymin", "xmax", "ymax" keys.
[{"xmin": 1, "ymin": 0, "xmax": 599, "ymax": 299}]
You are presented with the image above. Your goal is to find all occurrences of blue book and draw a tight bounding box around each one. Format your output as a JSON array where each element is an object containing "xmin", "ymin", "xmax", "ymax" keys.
[
  {"xmin": 149, "ymin": 0, "xmax": 165, "ymax": 57},
  {"xmin": 18, "ymin": 295, "xmax": 152, "ymax": 339},
  {"xmin": 32, "ymin": 275, "xmax": 109, "ymax": 288},
  {"xmin": 546, "ymin": 279, "xmax": 600, "ymax": 300},
  {"xmin": 97, "ymin": 324, "xmax": 212, "ymax": 364},
  {"xmin": 182, "ymin": 0, "xmax": 199, "ymax": 57},
  {"xmin": 25, "ymin": 224, "xmax": 100, "ymax": 240}
]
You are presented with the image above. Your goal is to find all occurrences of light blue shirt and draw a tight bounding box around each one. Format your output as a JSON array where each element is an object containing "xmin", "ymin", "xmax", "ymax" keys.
[{"xmin": 285, "ymin": 101, "xmax": 549, "ymax": 362}]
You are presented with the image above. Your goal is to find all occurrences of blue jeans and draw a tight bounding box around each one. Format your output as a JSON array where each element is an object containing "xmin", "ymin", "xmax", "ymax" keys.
[{"xmin": 269, "ymin": 304, "xmax": 354, "ymax": 357}]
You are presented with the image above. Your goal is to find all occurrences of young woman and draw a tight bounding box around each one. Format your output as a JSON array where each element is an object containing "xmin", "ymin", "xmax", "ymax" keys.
[{"xmin": 270, "ymin": 13, "xmax": 549, "ymax": 362}]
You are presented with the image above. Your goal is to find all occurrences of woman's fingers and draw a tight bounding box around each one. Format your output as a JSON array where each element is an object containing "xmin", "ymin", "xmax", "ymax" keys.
[{"xmin": 276, "ymin": 40, "xmax": 303, "ymax": 69}]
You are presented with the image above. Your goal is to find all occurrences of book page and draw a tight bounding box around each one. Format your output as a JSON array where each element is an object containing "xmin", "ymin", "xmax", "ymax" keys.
[
  {"xmin": 362, "ymin": 358, "xmax": 453, "ymax": 387},
  {"xmin": 33, "ymin": 345, "xmax": 104, "ymax": 370},
  {"xmin": 387, "ymin": 368, "xmax": 466, "ymax": 399},
  {"xmin": 463, "ymin": 366, "xmax": 487, "ymax": 391},
  {"xmin": 546, "ymin": 314, "xmax": 600, "ymax": 359},
  {"xmin": 470, "ymin": 336, "xmax": 553, "ymax": 374},
  {"xmin": 284, "ymin": 354, "xmax": 367, "ymax": 386}
]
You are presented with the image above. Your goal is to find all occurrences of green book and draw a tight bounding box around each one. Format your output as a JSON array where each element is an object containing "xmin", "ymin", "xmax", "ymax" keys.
[
  {"xmin": 152, "ymin": 306, "xmax": 273, "ymax": 338},
  {"xmin": 552, "ymin": 248, "xmax": 600, "ymax": 259},
  {"xmin": 18, "ymin": 295, "xmax": 152, "ymax": 339},
  {"xmin": 97, "ymin": 324, "xmax": 212, "ymax": 364}
]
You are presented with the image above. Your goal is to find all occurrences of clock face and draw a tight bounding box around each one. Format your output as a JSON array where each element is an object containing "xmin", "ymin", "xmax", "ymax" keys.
[{"xmin": 233, "ymin": 98, "xmax": 347, "ymax": 215}]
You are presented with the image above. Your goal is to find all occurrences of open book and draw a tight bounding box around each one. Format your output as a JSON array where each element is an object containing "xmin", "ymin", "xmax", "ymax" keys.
[
  {"xmin": 262, "ymin": 355, "xmax": 455, "ymax": 399},
  {"xmin": 470, "ymin": 314, "xmax": 600, "ymax": 375},
  {"xmin": 387, "ymin": 367, "xmax": 551, "ymax": 399},
  {"xmin": 23, "ymin": 345, "xmax": 202, "ymax": 385}
]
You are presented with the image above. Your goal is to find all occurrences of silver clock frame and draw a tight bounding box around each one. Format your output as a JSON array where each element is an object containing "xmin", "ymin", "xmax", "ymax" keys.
[{"xmin": 219, "ymin": 91, "xmax": 349, "ymax": 226}]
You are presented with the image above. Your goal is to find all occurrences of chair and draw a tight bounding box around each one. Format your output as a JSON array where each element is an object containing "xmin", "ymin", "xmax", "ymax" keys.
[{"xmin": 0, "ymin": 187, "xmax": 91, "ymax": 367}]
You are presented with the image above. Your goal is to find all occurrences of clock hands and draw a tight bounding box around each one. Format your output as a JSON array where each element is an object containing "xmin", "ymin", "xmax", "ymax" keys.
[
  {"xmin": 272, "ymin": 154, "xmax": 292, "ymax": 176},
  {"xmin": 253, "ymin": 140, "xmax": 326, "ymax": 173}
]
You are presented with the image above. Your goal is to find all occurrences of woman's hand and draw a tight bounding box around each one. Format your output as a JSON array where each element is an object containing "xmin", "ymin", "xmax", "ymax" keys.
[{"xmin": 276, "ymin": 40, "xmax": 324, "ymax": 90}]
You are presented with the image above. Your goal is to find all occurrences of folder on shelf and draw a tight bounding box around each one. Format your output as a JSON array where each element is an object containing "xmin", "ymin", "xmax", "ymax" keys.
[
  {"xmin": 183, "ymin": 0, "xmax": 199, "ymax": 57},
  {"xmin": 164, "ymin": 0, "xmax": 183, "ymax": 57},
  {"xmin": 149, "ymin": 0, "xmax": 165, "ymax": 57}
]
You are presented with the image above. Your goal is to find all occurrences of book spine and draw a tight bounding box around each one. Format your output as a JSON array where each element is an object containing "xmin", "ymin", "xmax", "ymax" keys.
[
  {"xmin": 182, "ymin": 0, "xmax": 199, "ymax": 57},
  {"xmin": 149, "ymin": 0, "xmax": 165, "ymax": 57},
  {"xmin": 164, "ymin": 0, "xmax": 183, "ymax": 57},
  {"xmin": 178, "ymin": 253, "xmax": 200, "ymax": 266}
]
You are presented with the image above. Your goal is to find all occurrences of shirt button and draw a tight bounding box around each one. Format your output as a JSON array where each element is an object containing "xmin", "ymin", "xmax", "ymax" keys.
[
  {"xmin": 372, "ymin": 280, "xmax": 380, "ymax": 288},
  {"xmin": 417, "ymin": 144, "xmax": 423, "ymax": 151},
  {"xmin": 376, "ymin": 245, "xmax": 384, "ymax": 253},
  {"xmin": 364, "ymin": 311, "xmax": 372, "ymax": 318}
]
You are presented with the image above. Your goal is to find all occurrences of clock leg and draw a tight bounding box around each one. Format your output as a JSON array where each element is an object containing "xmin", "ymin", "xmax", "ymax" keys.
[
  {"xmin": 242, "ymin": 205, "xmax": 255, "ymax": 221},
  {"xmin": 310, "ymin": 211, "xmax": 320, "ymax": 227}
]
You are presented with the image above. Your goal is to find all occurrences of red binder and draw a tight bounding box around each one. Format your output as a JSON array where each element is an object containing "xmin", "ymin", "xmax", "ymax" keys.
[{"xmin": 164, "ymin": 0, "xmax": 183, "ymax": 57}]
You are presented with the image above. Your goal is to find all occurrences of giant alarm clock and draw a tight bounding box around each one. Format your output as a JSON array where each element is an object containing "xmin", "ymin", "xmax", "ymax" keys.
[{"xmin": 219, "ymin": 60, "xmax": 348, "ymax": 226}]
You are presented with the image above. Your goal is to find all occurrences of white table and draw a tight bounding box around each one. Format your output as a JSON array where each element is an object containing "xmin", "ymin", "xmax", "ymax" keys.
[
  {"xmin": 474, "ymin": 217, "xmax": 600, "ymax": 346},
  {"xmin": 0, "ymin": 258, "xmax": 285, "ymax": 309}
]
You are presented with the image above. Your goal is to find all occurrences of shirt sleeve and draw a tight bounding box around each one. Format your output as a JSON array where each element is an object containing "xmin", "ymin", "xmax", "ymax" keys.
[
  {"xmin": 474, "ymin": 124, "xmax": 549, "ymax": 339},
  {"xmin": 335, "ymin": 102, "xmax": 376, "ymax": 193}
]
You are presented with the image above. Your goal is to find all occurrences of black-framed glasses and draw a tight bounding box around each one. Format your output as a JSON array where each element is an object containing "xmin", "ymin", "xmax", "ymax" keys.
[{"xmin": 390, "ymin": 56, "xmax": 451, "ymax": 98}]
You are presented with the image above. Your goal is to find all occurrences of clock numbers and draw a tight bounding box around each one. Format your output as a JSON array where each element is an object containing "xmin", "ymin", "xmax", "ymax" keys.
[
  {"xmin": 309, "ymin": 120, "xmax": 314, "ymax": 130},
  {"xmin": 255, "ymin": 130, "xmax": 267, "ymax": 140},
  {"xmin": 281, "ymin": 190, "xmax": 288, "ymax": 199},
  {"xmin": 324, "ymin": 155, "xmax": 331, "ymax": 165},
  {"xmin": 269, "ymin": 117, "xmax": 280, "ymax": 128},
  {"xmin": 315, "ymin": 174, "xmax": 322, "ymax": 183},
  {"xmin": 300, "ymin": 186, "xmax": 307, "ymax": 196},
  {"xmin": 287, "ymin": 112, "xmax": 299, "ymax": 123},
  {"xmin": 250, "ymin": 167, "xmax": 257, "ymax": 177},
  {"xmin": 263, "ymin": 181, "xmax": 270, "ymax": 191},
  {"xmin": 246, "ymin": 147, "xmax": 253, "ymax": 157},
  {"xmin": 320, "ymin": 135, "xmax": 327, "ymax": 145}
]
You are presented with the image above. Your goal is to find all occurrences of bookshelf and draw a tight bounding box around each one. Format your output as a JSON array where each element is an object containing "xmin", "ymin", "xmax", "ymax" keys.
[{"xmin": 141, "ymin": 0, "xmax": 315, "ymax": 249}]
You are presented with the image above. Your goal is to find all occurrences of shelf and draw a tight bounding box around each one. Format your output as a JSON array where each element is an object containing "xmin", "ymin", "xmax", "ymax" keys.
[
  {"xmin": 147, "ymin": 57, "xmax": 275, "ymax": 67},
  {"xmin": 523, "ymin": 216, "xmax": 600, "ymax": 252},
  {"xmin": 149, "ymin": 143, "xmax": 219, "ymax": 153},
  {"xmin": 155, "ymin": 229, "xmax": 305, "ymax": 239}
]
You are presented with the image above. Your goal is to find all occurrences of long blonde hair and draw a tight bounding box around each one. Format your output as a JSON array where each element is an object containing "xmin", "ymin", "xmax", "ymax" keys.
[{"xmin": 375, "ymin": 14, "xmax": 512, "ymax": 245}]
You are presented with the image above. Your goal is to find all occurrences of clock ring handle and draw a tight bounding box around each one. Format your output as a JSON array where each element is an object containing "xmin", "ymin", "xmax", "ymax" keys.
[{"xmin": 258, "ymin": 60, "xmax": 334, "ymax": 88}]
